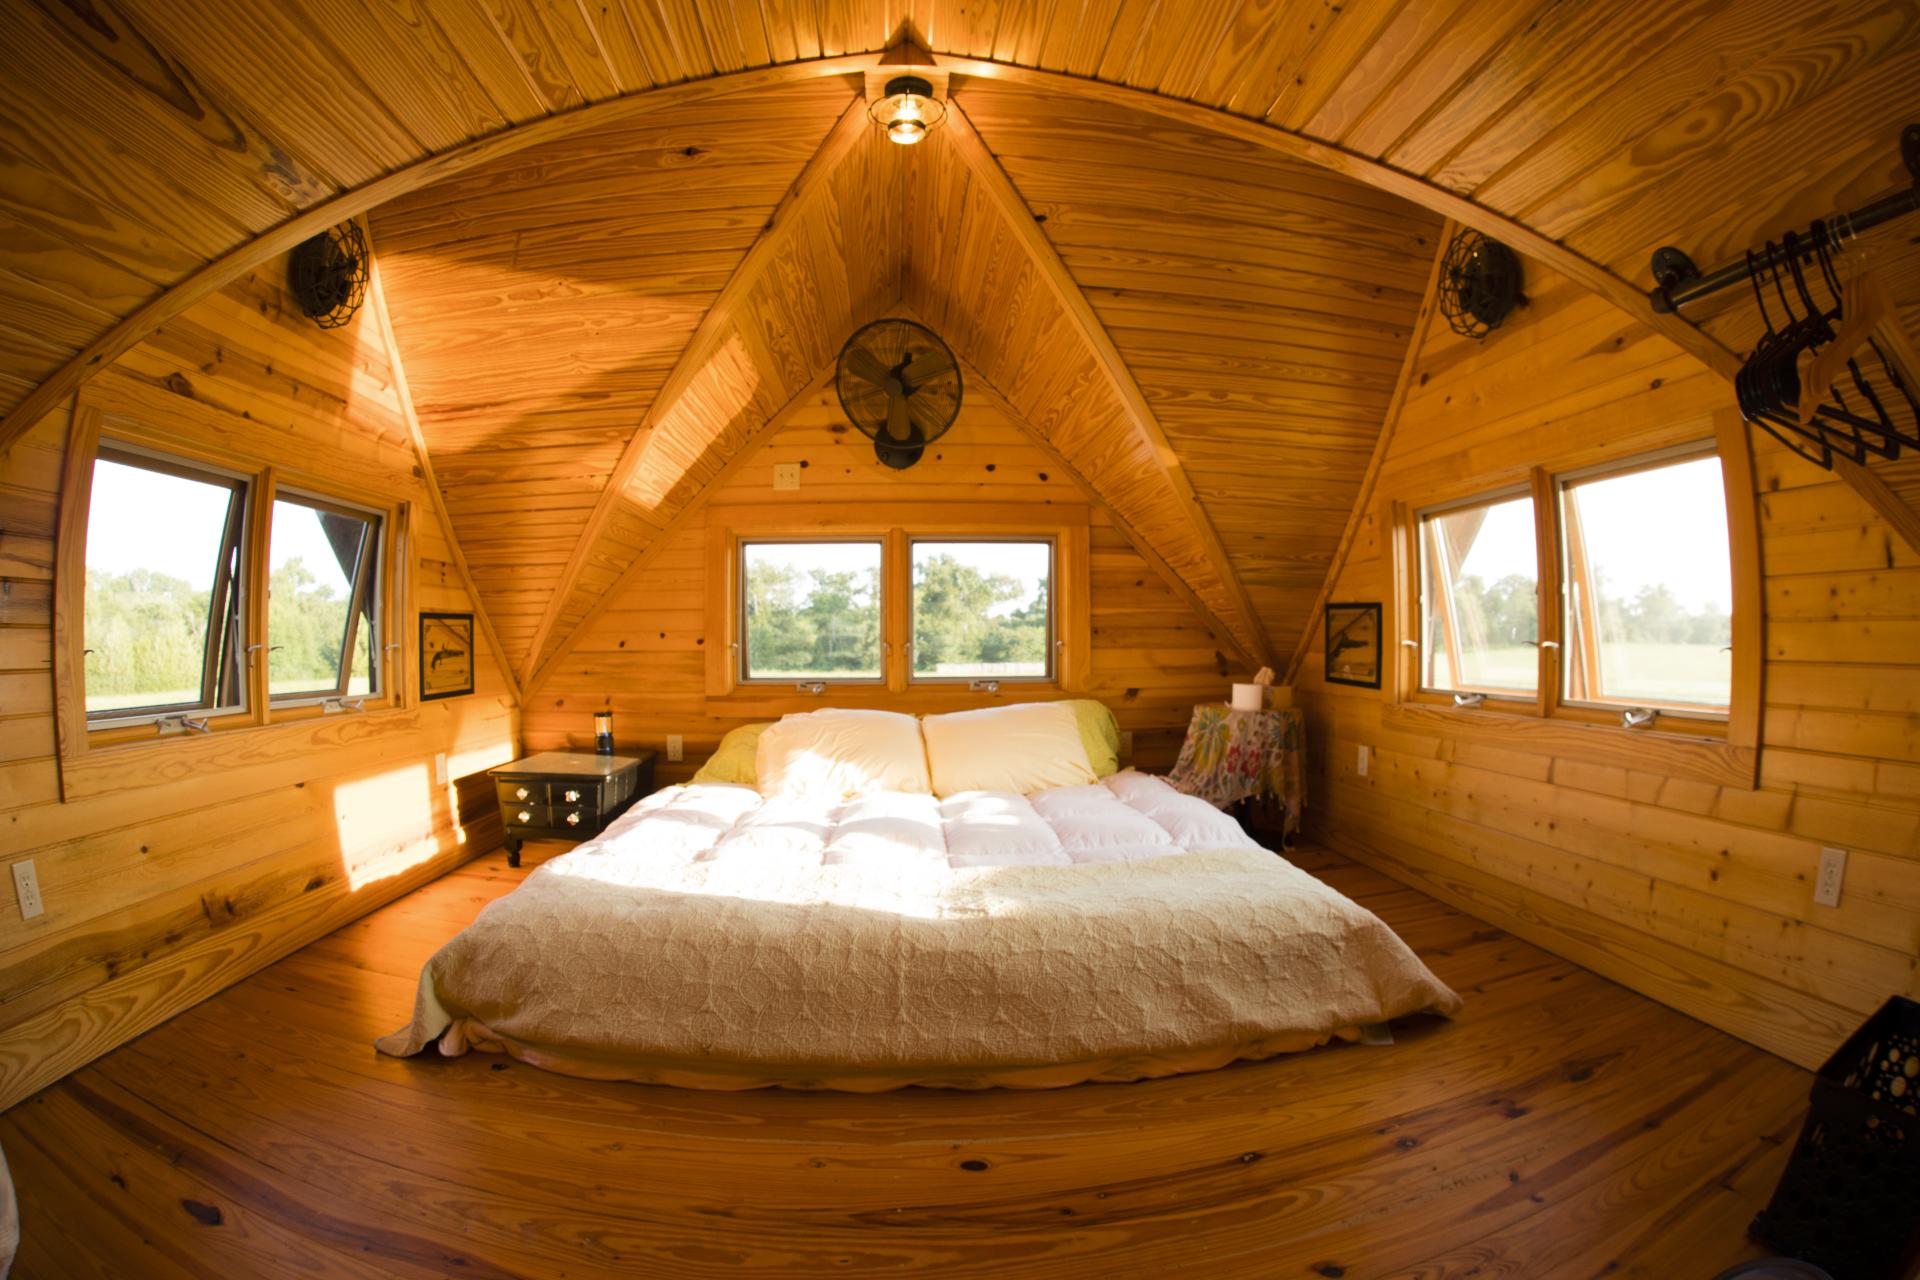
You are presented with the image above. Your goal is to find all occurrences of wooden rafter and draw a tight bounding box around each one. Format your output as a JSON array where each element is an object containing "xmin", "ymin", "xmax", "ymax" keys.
[
  {"xmin": 360, "ymin": 223, "xmax": 523, "ymax": 707},
  {"xmin": 1284, "ymin": 223, "xmax": 1454, "ymax": 685},
  {"xmin": 941, "ymin": 98, "xmax": 1276, "ymax": 669},
  {"xmin": 515, "ymin": 95, "xmax": 872, "ymax": 683}
]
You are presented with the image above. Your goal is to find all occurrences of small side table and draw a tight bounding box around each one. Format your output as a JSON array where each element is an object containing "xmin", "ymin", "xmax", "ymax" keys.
[
  {"xmin": 1166, "ymin": 705, "xmax": 1305, "ymax": 845},
  {"xmin": 490, "ymin": 751, "xmax": 655, "ymax": 867}
]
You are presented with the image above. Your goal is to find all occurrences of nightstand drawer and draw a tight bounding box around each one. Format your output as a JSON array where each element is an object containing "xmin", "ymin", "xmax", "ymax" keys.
[
  {"xmin": 496, "ymin": 779, "xmax": 544, "ymax": 807},
  {"xmin": 554, "ymin": 804, "xmax": 592, "ymax": 832},
  {"xmin": 503, "ymin": 801, "xmax": 548, "ymax": 829},
  {"xmin": 551, "ymin": 781, "xmax": 599, "ymax": 809}
]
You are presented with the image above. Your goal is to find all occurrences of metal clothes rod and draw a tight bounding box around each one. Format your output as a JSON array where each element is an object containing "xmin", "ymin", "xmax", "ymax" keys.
[{"xmin": 1647, "ymin": 123, "xmax": 1920, "ymax": 315}]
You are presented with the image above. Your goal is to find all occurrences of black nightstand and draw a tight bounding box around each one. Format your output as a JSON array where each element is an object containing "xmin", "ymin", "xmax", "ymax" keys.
[{"xmin": 490, "ymin": 751, "xmax": 655, "ymax": 867}]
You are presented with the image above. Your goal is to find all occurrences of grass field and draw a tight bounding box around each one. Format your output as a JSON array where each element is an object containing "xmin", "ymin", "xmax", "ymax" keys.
[{"xmin": 1447, "ymin": 643, "xmax": 1729, "ymax": 707}]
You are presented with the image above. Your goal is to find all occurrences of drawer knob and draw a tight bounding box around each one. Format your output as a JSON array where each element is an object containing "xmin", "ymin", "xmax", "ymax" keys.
[
  {"xmin": 516, "ymin": 809, "xmax": 532, "ymax": 823},
  {"xmin": 515, "ymin": 787, "xmax": 529, "ymax": 800},
  {"xmin": 564, "ymin": 789, "xmax": 580, "ymax": 803},
  {"xmin": 565, "ymin": 811, "xmax": 581, "ymax": 826}
]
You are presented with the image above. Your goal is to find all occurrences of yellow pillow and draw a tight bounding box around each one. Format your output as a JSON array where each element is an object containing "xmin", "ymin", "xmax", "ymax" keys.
[
  {"xmin": 1061, "ymin": 699, "xmax": 1120, "ymax": 777},
  {"xmin": 691, "ymin": 722, "xmax": 770, "ymax": 785},
  {"xmin": 755, "ymin": 708, "xmax": 932, "ymax": 799},
  {"xmin": 920, "ymin": 702, "xmax": 1097, "ymax": 797}
]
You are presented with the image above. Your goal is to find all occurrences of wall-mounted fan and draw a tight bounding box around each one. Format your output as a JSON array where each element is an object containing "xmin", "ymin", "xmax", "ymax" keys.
[
  {"xmin": 1439, "ymin": 229, "xmax": 1525, "ymax": 340},
  {"xmin": 835, "ymin": 319, "xmax": 962, "ymax": 469},
  {"xmin": 289, "ymin": 221, "xmax": 370, "ymax": 329}
]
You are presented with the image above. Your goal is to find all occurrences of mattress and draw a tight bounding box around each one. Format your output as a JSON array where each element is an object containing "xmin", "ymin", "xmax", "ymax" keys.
[{"xmin": 378, "ymin": 771, "xmax": 1461, "ymax": 1089}]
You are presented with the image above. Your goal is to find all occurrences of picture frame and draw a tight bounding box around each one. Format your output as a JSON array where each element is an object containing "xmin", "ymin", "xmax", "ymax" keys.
[
  {"xmin": 419, "ymin": 611, "xmax": 475, "ymax": 701},
  {"xmin": 1324, "ymin": 602, "xmax": 1383, "ymax": 689}
]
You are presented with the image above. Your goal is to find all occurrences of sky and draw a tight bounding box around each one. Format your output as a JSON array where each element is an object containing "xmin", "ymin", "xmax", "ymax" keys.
[
  {"xmin": 87, "ymin": 458, "xmax": 356, "ymax": 593},
  {"xmin": 747, "ymin": 539, "xmax": 1050, "ymax": 617},
  {"xmin": 1450, "ymin": 456, "xmax": 1731, "ymax": 612}
]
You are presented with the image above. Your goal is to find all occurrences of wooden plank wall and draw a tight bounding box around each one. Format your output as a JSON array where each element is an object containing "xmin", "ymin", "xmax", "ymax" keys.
[
  {"xmin": 1296, "ymin": 257, "xmax": 1920, "ymax": 1070},
  {"xmin": 0, "ymin": 257, "xmax": 519, "ymax": 1112},
  {"xmin": 523, "ymin": 389, "xmax": 1237, "ymax": 783}
]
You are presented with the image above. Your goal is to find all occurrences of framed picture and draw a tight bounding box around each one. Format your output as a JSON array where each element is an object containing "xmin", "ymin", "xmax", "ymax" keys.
[
  {"xmin": 1325, "ymin": 602, "xmax": 1383, "ymax": 689},
  {"xmin": 419, "ymin": 612, "xmax": 475, "ymax": 701}
]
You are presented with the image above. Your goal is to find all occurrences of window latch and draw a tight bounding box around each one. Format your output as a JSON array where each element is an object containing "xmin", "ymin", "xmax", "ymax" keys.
[
  {"xmin": 970, "ymin": 679, "xmax": 1000, "ymax": 693},
  {"xmin": 1452, "ymin": 692, "xmax": 1486, "ymax": 708},
  {"xmin": 1400, "ymin": 640, "xmax": 1419, "ymax": 648},
  {"xmin": 795, "ymin": 681, "xmax": 826, "ymax": 695},
  {"xmin": 1527, "ymin": 640, "xmax": 1560, "ymax": 650},
  {"xmin": 246, "ymin": 643, "xmax": 282, "ymax": 668},
  {"xmin": 1621, "ymin": 707, "xmax": 1656, "ymax": 729}
]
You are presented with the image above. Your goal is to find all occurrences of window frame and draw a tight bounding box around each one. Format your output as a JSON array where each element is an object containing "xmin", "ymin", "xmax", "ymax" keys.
[
  {"xmin": 1412, "ymin": 482, "xmax": 1539, "ymax": 707},
  {"xmin": 705, "ymin": 503, "xmax": 1088, "ymax": 703},
  {"xmin": 81, "ymin": 442, "xmax": 254, "ymax": 729},
  {"xmin": 734, "ymin": 535, "xmax": 888, "ymax": 687},
  {"xmin": 53, "ymin": 405, "xmax": 415, "ymax": 788},
  {"xmin": 265, "ymin": 486, "xmax": 387, "ymax": 708},
  {"xmin": 1384, "ymin": 409, "xmax": 1762, "ymax": 790},
  {"xmin": 906, "ymin": 534, "xmax": 1057, "ymax": 686}
]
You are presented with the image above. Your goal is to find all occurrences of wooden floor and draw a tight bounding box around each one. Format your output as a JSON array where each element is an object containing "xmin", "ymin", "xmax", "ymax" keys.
[{"xmin": 1, "ymin": 841, "xmax": 1809, "ymax": 1279}]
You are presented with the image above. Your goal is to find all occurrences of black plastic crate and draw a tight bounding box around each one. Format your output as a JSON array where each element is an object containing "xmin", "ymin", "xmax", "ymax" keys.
[{"xmin": 1752, "ymin": 996, "xmax": 1920, "ymax": 1280}]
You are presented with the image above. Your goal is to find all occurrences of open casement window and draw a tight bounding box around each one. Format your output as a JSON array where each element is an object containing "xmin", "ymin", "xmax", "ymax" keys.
[
  {"xmin": 1416, "ymin": 489, "xmax": 1539, "ymax": 702},
  {"xmin": 909, "ymin": 538, "xmax": 1055, "ymax": 683},
  {"xmin": 737, "ymin": 539, "xmax": 885, "ymax": 685},
  {"xmin": 1560, "ymin": 450, "xmax": 1732, "ymax": 718},
  {"xmin": 82, "ymin": 445, "xmax": 250, "ymax": 727},
  {"xmin": 267, "ymin": 491, "xmax": 383, "ymax": 704}
]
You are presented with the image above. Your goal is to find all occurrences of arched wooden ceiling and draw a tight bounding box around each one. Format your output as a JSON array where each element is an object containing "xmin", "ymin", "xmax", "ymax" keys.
[{"xmin": 4, "ymin": 1, "xmax": 1919, "ymax": 637}]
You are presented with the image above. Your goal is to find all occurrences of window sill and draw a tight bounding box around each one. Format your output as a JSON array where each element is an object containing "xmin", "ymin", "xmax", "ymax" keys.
[
  {"xmin": 1381, "ymin": 701, "xmax": 1757, "ymax": 790},
  {"xmin": 61, "ymin": 700, "xmax": 415, "ymax": 802}
]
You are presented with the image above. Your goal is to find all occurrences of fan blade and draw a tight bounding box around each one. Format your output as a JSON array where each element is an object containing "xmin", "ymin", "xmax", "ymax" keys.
[
  {"xmin": 900, "ymin": 348, "xmax": 953, "ymax": 389},
  {"xmin": 844, "ymin": 346, "xmax": 891, "ymax": 387},
  {"xmin": 886, "ymin": 388, "xmax": 911, "ymax": 441},
  {"xmin": 907, "ymin": 394, "xmax": 947, "ymax": 435}
]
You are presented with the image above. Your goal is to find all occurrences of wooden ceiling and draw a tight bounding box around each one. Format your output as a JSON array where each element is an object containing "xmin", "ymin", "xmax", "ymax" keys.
[{"xmin": 3, "ymin": 1, "xmax": 1919, "ymax": 659}]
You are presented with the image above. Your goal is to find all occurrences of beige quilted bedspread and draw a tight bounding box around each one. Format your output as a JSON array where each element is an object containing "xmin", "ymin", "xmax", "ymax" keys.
[{"xmin": 378, "ymin": 773, "xmax": 1461, "ymax": 1089}]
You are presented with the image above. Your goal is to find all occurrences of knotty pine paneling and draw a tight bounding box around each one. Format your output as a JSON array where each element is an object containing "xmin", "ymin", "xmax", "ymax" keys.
[
  {"xmin": 522, "ymin": 391, "xmax": 1237, "ymax": 783},
  {"xmin": 1297, "ymin": 255, "xmax": 1920, "ymax": 1071},
  {"xmin": 0, "ymin": 256, "xmax": 519, "ymax": 1113}
]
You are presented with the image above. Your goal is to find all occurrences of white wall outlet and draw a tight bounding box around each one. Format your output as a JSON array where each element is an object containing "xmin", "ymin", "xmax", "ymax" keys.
[
  {"xmin": 666, "ymin": 734, "xmax": 684, "ymax": 763},
  {"xmin": 1357, "ymin": 744, "xmax": 1370, "ymax": 777},
  {"xmin": 1814, "ymin": 847, "xmax": 1847, "ymax": 908},
  {"xmin": 434, "ymin": 752, "xmax": 449, "ymax": 786},
  {"xmin": 12, "ymin": 859, "xmax": 44, "ymax": 921},
  {"xmin": 772, "ymin": 463, "xmax": 801, "ymax": 491}
]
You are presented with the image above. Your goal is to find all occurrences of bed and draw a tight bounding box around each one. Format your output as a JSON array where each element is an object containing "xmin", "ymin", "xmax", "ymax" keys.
[{"xmin": 378, "ymin": 705, "xmax": 1459, "ymax": 1090}]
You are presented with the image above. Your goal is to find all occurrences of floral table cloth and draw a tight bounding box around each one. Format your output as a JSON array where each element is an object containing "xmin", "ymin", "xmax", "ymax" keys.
[{"xmin": 1167, "ymin": 704, "xmax": 1304, "ymax": 840}]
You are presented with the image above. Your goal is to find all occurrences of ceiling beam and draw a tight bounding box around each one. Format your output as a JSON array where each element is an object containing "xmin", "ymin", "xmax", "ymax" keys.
[
  {"xmin": 523, "ymin": 366, "xmax": 839, "ymax": 698},
  {"xmin": 515, "ymin": 94, "xmax": 872, "ymax": 685},
  {"xmin": 942, "ymin": 99, "xmax": 1276, "ymax": 671},
  {"xmin": 0, "ymin": 54, "xmax": 887, "ymax": 460},
  {"xmin": 360, "ymin": 221, "xmax": 524, "ymax": 708},
  {"xmin": 1284, "ymin": 224, "xmax": 1454, "ymax": 686}
]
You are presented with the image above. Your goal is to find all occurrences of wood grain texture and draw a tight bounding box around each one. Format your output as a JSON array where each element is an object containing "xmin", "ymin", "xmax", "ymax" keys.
[
  {"xmin": 0, "ymin": 253, "xmax": 519, "ymax": 1114},
  {"xmin": 1295, "ymin": 252, "xmax": 1920, "ymax": 1071},
  {"xmin": 0, "ymin": 838, "xmax": 1806, "ymax": 1276}
]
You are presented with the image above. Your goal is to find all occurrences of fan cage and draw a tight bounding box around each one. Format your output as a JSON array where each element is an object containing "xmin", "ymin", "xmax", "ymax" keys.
[
  {"xmin": 834, "ymin": 319, "xmax": 964, "ymax": 448},
  {"xmin": 289, "ymin": 221, "xmax": 370, "ymax": 330},
  {"xmin": 1440, "ymin": 229, "xmax": 1524, "ymax": 340}
]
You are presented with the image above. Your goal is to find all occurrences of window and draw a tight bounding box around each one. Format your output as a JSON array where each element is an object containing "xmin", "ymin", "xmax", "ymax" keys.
[
  {"xmin": 739, "ymin": 540, "xmax": 883, "ymax": 682},
  {"xmin": 910, "ymin": 539, "xmax": 1053, "ymax": 682},
  {"xmin": 83, "ymin": 447, "xmax": 248, "ymax": 723},
  {"xmin": 1417, "ymin": 490, "xmax": 1538, "ymax": 699},
  {"xmin": 1561, "ymin": 452, "xmax": 1731, "ymax": 713},
  {"xmin": 267, "ymin": 492, "xmax": 382, "ymax": 703}
]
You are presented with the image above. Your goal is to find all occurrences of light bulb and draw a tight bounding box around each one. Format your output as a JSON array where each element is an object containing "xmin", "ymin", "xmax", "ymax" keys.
[{"xmin": 887, "ymin": 118, "xmax": 927, "ymax": 145}]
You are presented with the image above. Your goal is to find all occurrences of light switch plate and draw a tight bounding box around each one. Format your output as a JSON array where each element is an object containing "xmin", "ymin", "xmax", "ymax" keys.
[
  {"xmin": 1814, "ymin": 847, "xmax": 1847, "ymax": 907},
  {"xmin": 1357, "ymin": 744, "xmax": 1370, "ymax": 777},
  {"xmin": 434, "ymin": 752, "xmax": 449, "ymax": 786},
  {"xmin": 12, "ymin": 859, "xmax": 44, "ymax": 920},
  {"xmin": 666, "ymin": 734, "xmax": 684, "ymax": 762},
  {"xmin": 772, "ymin": 463, "xmax": 801, "ymax": 491}
]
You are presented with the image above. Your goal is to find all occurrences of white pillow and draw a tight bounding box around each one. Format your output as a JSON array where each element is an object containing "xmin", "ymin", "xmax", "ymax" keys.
[
  {"xmin": 754, "ymin": 708, "xmax": 931, "ymax": 800},
  {"xmin": 920, "ymin": 702, "xmax": 1097, "ymax": 798}
]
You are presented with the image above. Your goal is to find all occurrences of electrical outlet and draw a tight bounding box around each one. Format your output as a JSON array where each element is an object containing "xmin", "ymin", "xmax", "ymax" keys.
[
  {"xmin": 12, "ymin": 859, "xmax": 44, "ymax": 921},
  {"xmin": 1357, "ymin": 744, "xmax": 1370, "ymax": 777},
  {"xmin": 772, "ymin": 463, "xmax": 801, "ymax": 491},
  {"xmin": 1814, "ymin": 847, "xmax": 1847, "ymax": 907},
  {"xmin": 434, "ymin": 752, "xmax": 449, "ymax": 786},
  {"xmin": 666, "ymin": 734, "xmax": 684, "ymax": 763}
]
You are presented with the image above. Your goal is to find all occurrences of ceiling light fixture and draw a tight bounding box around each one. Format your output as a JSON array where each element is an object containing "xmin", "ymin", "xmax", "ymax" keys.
[{"xmin": 869, "ymin": 75, "xmax": 946, "ymax": 146}]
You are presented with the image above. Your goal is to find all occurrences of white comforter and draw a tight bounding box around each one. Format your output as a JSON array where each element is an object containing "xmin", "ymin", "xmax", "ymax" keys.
[{"xmin": 379, "ymin": 772, "xmax": 1460, "ymax": 1089}]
